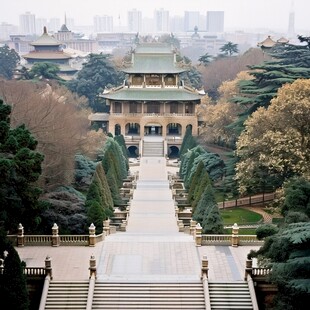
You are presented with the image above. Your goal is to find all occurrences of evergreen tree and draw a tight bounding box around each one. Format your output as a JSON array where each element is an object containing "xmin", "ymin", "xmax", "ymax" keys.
[
  {"xmin": 220, "ymin": 41, "xmax": 239, "ymax": 56},
  {"xmin": 179, "ymin": 126, "xmax": 197, "ymax": 157},
  {"xmin": 0, "ymin": 99, "xmax": 44, "ymax": 232},
  {"xmin": 202, "ymin": 204, "xmax": 224, "ymax": 234},
  {"xmin": 249, "ymin": 222, "xmax": 310, "ymax": 310},
  {"xmin": 0, "ymin": 233, "xmax": 29, "ymax": 310},
  {"xmin": 0, "ymin": 44, "xmax": 20, "ymax": 79}
]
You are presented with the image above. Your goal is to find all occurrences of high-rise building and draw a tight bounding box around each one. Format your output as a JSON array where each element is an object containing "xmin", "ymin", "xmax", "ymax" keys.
[
  {"xmin": 36, "ymin": 18, "xmax": 48, "ymax": 35},
  {"xmin": 19, "ymin": 12, "xmax": 36, "ymax": 35},
  {"xmin": 0, "ymin": 22, "xmax": 18, "ymax": 40},
  {"xmin": 206, "ymin": 11, "xmax": 224, "ymax": 33},
  {"xmin": 94, "ymin": 15, "xmax": 113, "ymax": 33},
  {"xmin": 128, "ymin": 9, "xmax": 142, "ymax": 33},
  {"xmin": 288, "ymin": 0, "xmax": 295, "ymax": 37},
  {"xmin": 154, "ymin": 8, "xmax": 170, "ymax": 33},
  {"xmin": 184, "ymin": 11, "xmax": 200, "ymax": 32},
  {"xmin": 48, "ymin": 18, "xmax": 61, "ymax": 33},
  {"xmin": 170, "ymin": 16, "xmax": 184, "ymax": 33}
]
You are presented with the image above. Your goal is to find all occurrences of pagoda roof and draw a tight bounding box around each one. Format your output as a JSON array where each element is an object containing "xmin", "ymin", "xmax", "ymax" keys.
[
  {"xmin": 102, "ymin": 87, "xmax": 201, "ymax": 101},
  {"xmin": 23, "ymin": 51, "xmax": 71, "ymax": 60},
  {"xmin": 31, "ymin": 27, "xmax": 61, "ymax": 46},
  {"xmin": 123, "ymin": 54, "xmax": 185, "ymax": 74},
  {"xmin": 257, "ymin": 36, "xmax": 277, "ymax": 48},
  {"xmin": 134, "ymin": 43, "xmax": 174, "ymax": 54}
]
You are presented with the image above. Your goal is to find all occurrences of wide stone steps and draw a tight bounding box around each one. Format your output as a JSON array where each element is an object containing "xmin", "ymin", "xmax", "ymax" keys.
[
  {"xmin": 44, "ymin": 281, "xmax": 89, "ymax": 309},
  {"xmin": 209, "ymin": 282, "xmax": 253, "ymax": 310},
  {"xmin": 92, "ymin": 282, "xmax": 206, "ymax": 309},
  {"xmin": 143, "ymin": 141, "xmax": 164, "ymax": 157}
]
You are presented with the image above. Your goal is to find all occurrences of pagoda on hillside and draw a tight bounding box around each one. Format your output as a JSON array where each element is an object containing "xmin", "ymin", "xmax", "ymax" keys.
[{"xmin": 23, "ymin": 26, "xmax": 78, "ymax": 79}]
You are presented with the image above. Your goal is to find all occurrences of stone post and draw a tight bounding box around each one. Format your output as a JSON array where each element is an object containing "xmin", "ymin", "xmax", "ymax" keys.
[
  {"xmin": 244, "ymin": 259, "xmax": 253, "ymax": 280},
  {"xmin": 190, "ymin": 220, "xmax": 197, "ymax": 236},
  {"xmin": 103, "ymin": 219, "xmax": 110, "ymax": 236},
  {"xmin": 88, "ymin": 223, "xmax": 96, "ymax": 247},
  {"xmin": 51, "ymin": 223, "xmax": 60, "ymax": 247},
  {"xmin": 177, "ymin": 220, "xmax": 184, "ymax": 232},
  {"xmin": 201, "ymin": 255, "xmax": 209, "ymax": 279},
  {"xmin": 45, "ymin": 255, "xmax": 53, "ymax": 279},
  {"xmin": 175, "ymin": 206, "xmax": 179, "ymax": 217},
  {"xmin": 89, "ymin": 255, "xmax": 96, "ymax": 278},
  {"xmin": 195, "ymin": 223, "xmax": 202, "ymax": 247},
  {"xmin": 17, "ymin": 223, "xmax": 25, "ymax": 247},
  {"xmin": 120, "ymin": 220, "xmax": 127, "ymax": 232},
  {"xmin": 231, "ymin": 223, "xmax": 239, "ymax": 247}
]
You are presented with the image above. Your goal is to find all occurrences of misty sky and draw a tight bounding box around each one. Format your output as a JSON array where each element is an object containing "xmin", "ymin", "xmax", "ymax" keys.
[{"xmin": 1, "ymin": 0, "xmax": 309, "ymax": 32}]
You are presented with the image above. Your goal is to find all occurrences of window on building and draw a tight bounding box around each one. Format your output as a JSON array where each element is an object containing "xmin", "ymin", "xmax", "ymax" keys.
[
  {"xmin": 147, "ymin": 102, "xmax": 160, "ymax": 113},
  {"xmin": 114, "ymin": 102, "xmax": 122, "ymax": 113}
]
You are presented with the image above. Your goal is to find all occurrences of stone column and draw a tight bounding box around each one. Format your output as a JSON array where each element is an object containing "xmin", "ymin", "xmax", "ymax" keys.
[
  {"xmin": 88, "ymin": 223, "xmax": 96, "ymax": 247},
  {"xmin": 17, "ymin": 223, "xmax": 25, "ymax": 247},
  {"xmin": 195, "ymin": 223, "xmax": 202, "ymax": 247},
  {"xmin": 231, "ymin": 223, "xmax": 239, "ymax": 247},
  {"xmin": 103, "ymin": 219, "xmax": 110, "ymax": 236},
  {"xmin": 244, "ymin": 259, "xmax": 253, "ymax": 280},
  {"xmin": 45, "ymin": 255, "xmax": 53, "ymax": 279},
  {"xmin": 51, "ymin": 223, "xmax": 60, "ymax": 247},
  {"xmin": 89, "ymin": 255, "xmax": 97, "ymax": 278},
  {"xmin": 190, "ymin": 220, "xmax": 197, "ymax": 236},
  {"xmin": 201, "ymin": 255, "xmax": 209, "ymax": 279}
]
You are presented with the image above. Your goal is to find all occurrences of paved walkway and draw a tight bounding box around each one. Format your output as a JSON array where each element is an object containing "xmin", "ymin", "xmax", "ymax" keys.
[{"xmin": 15, "ymin": 157, "xmax": 260, "ymax": 282}]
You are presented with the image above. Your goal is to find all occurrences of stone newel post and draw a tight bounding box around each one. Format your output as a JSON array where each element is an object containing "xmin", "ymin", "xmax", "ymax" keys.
[
  {"xmin": 89, "ymin": 255, "xmax": 97, "ymax": 278},
  {"xmin": 201, "ymin": 255, "xmax": 209, "ymax": 279},
  {"xmin": 88, "ymin": 223, "xmax": 96, "ymax": 247},
  {"xmin": 231, "ymin": 223, "xmax": 239, "ymax": 247},
  {"xmin": 244, "ymin": 258, "xmax": 253, "ymax": 280},
  {"xmin": 45, "ymin": 255, "xmax": 53, "ymax": 279},
  {"xmin": 51, "ymin": 223, "xmax": 60, "ymax": 247},
  {"xmin": 17, "ymin": 223, "xmax": 25, "ymax": 247},
  {"xmin": 195, "ymin": 223, "xmax": 202, "ymax": 247}
]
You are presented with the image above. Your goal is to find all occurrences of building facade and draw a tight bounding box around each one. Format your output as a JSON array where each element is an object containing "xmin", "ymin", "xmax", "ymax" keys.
[{"xmin": 101, "ymin": 43, "xmax": 202, "ymax": 156}]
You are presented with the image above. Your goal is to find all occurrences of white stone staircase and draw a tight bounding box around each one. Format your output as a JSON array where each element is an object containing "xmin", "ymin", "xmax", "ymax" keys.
[
  {"xmin": 44, "ymin": 281, "xmax": 89, "ymax": 309},
  {"xmin": 208, "ymin": 281, "xmax": 253, "ymax": 309},
  {"xmin": 142, "ymin": 140, "xmax": 164, "ymax": 157},
  {"xmin": 91, "ymin": 282, "xmax": 206, "ymax": 309}
]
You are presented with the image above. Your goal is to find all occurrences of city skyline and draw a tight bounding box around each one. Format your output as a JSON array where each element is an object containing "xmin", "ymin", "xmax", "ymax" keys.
[{"xmin": 1, "ymin": 0, "xmax": 309, "ymax": 33}]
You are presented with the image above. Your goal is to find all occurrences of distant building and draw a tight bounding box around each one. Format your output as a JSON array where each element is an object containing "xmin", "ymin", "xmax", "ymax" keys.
[
  {"xmin": 288, "ymin": 1, "xmax": 295, "ymax": 37},
  {"xmin": 128, "ymin": 9, "xmax": 142, "ymax": 33},
  {"xmin": 19, "ymin": 12, "xmax": 36, "ymax": 35},
  {"xmin": 206, "ymin": 11, "xmax": 224, "ymax": 33},
  {"xmin": 0, "ymin": 22, "xmax": 18, "ymax": 40},
  {"xmin": 184, "ymin": 11, "xmax": 200, "ymax": 32},
  {"xmin": 23, "ymin": 26, "xmax": 78, "ymax": 80},
  {"xmin": 154, "ymin": 9, "xmax": 170, "ymax": 33},
  {"xmin": 94, "ymin": 15, "xmax": 113, "ymax": 33}
]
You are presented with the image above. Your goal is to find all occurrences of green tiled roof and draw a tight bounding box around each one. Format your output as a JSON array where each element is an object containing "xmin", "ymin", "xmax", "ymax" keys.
[
  {"xmin": 102, "ymin": 87, "xmax": 201, "ymax": 101},
  {"xmin": 135, "ymin": 43, "xmax": 174, "ymax": 54},
  {"xmin": 123, "ymin": 54, "xmax": 185, "ymax": 74},
  {"xmin": 31, "ymin": 33, "xmax": 61, "ymax": 46}
]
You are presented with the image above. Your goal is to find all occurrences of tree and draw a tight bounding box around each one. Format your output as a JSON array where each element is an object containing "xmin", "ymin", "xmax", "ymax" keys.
[
  {"xmin": 179, "ymin": 126, "xmax": 197, "ymax": 157},
  {"xmin": 220, "ymin": 41, "xmax": 239, "ymax": 56},
  {"xmin": 0, "ymin": 233, "xmax": 29, "ymax": 310},
  {"xmin": 249, "ymin": 222, "xmax": 310, "ymax": 310},
  {"xmin": 0, "ymin": 80, "xmax": 104, "ymax": 190},
  {"xmin": 0, "ymin": 45, "xmax": 20, "ymax": 80},
  {"xmin": 29, "ymin": 62, "xmax": 62, "ymax": 81},
  {"xmin": 67, "ymin": 53, "xmax": 124, "ymax": 111},
  {"xmin": 198, "ymin": 53, "xmax": 213, "ymax": 66},
  {"xmin": 235, "ymin": 79, "xmax": 310, "ymax": 194},
  {"xmin": 0, "ymin": 99, "xmax": 44, "ymax": 232}
]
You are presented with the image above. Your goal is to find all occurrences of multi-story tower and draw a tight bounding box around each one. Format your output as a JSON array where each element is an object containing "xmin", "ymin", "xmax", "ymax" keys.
[
  {"xmin": 94, "ymin": 15, "xmax": 113, "ymax": 33},
  {"xmin": 128, "ymin": 9, "xmax": 142, "ymax": 33},
  {"xmin": 206, "ymin": 11, "xmax": 224, "ymax": 33},
  {"xmin": 154, "ymin": 9, "xmax": 170, "ymax": 33},
  {"xmin": 288, "ymin": 0, "xmax": 295, "ymax": 37},
  {"xmin": 101, "ymin": 43, "xmax": 202, "ymax": 156},
  {"xmin": 19, "ymin": 12, "xmax": 36, "ymax": 35},
  {"xmin": 184, "ymin": 11, "xmax": 200, "ymax": 32}
]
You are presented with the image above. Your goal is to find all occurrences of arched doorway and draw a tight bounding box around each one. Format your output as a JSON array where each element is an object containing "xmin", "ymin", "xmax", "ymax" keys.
[
  {"xmin": 167, "ymin": 123, "xmax": 182, "ymax": 136},
  {"xmin": 128, "ymin": 146, "xmax": 139, "ymax": 158},
  {"xmin": 168, "ymin": 146, "xmax": 179, "ymax": 158},
  {"xmin": 114, "ymin": 124, "xmax": 121, "ymax": 136},
  {"xmin": 144, "ymin": 123, "xmax": 162, "ymax": 136}
]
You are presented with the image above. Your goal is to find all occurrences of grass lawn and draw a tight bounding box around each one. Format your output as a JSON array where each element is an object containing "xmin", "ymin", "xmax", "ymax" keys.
[
  {"xmin": 224, "ymin": 228, "xmax": 257, "ymax": 235},
  {"xmin": 220, "ymin": 207, "xmax": 263, "ymax": 225}
]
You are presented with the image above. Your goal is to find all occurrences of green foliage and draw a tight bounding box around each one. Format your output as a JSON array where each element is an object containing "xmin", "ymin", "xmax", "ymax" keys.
[
  {"xmin": 0, "ymin": 99, "xmax": 44, "ymax": 232},
  {"xmin": 74, "ymin": 154, "xmax": 97, "ymax": 190},
  {"xmin": 0, "ymin": 233, "xmax": 29, "ymax": 310},
  {"xmin": 179, "ymin": 126, "xmax": 197, "ymax": 157},
  {"xmin": 220, "ymin": 208, "xmax": 263, "ymax": 225},
  {"xmin": 85, "ymin": 163, "xmax": 113, "ymax": 233},
  {"xmin": 220, "ymin": 41, "xmax": 239, "ymax": 56},
  {"xmin": 193, "ymin": 184, "xmax": 215, "ymax": 224},
  {"xmin": 0, "ymin": 44, "xmax": 20, "ymax": 79},
  {"xmin": 66, "ymin": 53, "xmax": 124, "ymax": 111},
  {"xmin": 198, "ymin": 53, "xmax": 213, "ymax": 66},
  {"xmin": 256, "ymin": 224, "xmax": 279, "ymax": 240},
  {"xmin": 29, "ymin": 62, "xmax": 62, "ymax": 80},
  {"xmin": 282, "ymin": 177, "xmax": 310, "ymax": 217},
  {"xmin": 285, "ymin": 211, "xmax": 309, "ymax": 224},
  {"xmin": 250, "ymin": 222, "xmax": 310, "ymax": 310}
]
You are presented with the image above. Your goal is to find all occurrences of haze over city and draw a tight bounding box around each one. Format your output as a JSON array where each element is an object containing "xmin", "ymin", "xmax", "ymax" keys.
[{"xmin": 1, "ymin": 0, "xmax": 309, "ymax": 33}]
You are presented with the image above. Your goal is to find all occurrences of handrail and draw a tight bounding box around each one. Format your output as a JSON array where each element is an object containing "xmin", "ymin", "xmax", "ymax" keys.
[
  {"xmin": 247, "ymin": 274, "xmax": 259, "ymax": 310},
  {"xmin": 86, "ymin": 274, "xmax": 95, "ymax": 310},
  {"xmin": 202, "ymin": 274, "xmax": 211, "ymax": 310},
  {"xmin": 38, "ymin": 274, "xmax": 51, "ymax": 310}
]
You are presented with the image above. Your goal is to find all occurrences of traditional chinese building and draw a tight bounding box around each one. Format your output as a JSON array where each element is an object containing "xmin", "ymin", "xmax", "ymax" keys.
[
  {"xmin": 101, "ymin": 43, "xmax": 203, "ymax": 157},
  {"xmin": 23, "ymin": 26, "xmax": 78, "ymax": 80}
]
